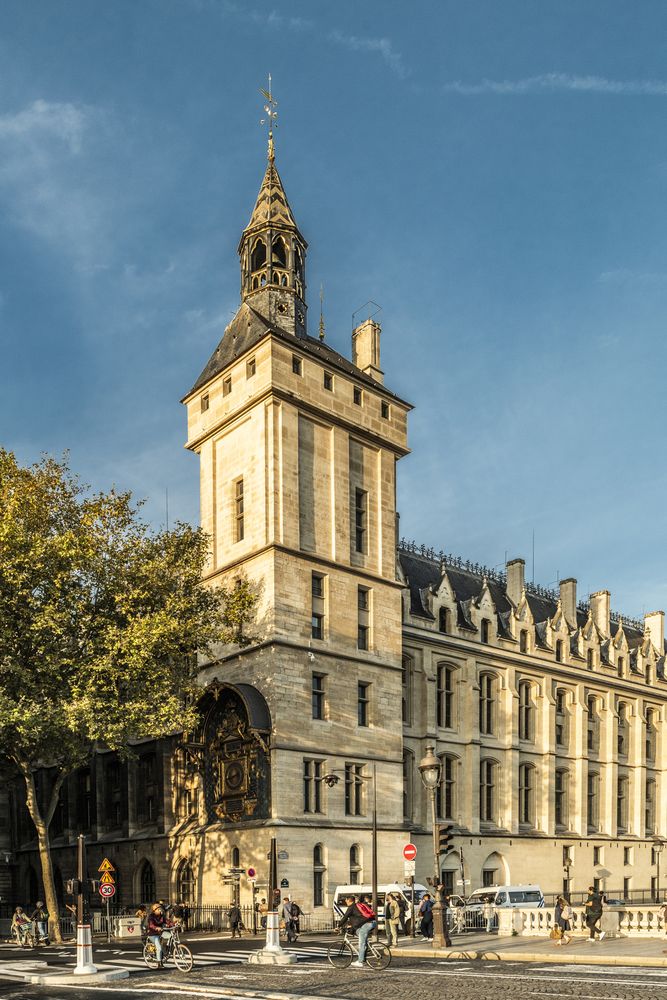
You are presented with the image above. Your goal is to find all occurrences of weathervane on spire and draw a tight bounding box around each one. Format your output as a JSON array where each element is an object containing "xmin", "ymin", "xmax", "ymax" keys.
[
  {"xmin": 260, "ymin": 74, "xmax": 278, "ymax": 162},
  {"xmin": 319, "ymin": 284, "xmax": 325, "ymax": 341}
]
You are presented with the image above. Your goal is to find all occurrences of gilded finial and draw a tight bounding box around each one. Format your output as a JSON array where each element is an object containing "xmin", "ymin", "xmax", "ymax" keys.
[
  {"xmin": 319, "ymin": 284, "xmax": 325, "ymax": 341},
  {"xmin": 260, "ymin": 73, "xmax": 278, "ymax": 162}
]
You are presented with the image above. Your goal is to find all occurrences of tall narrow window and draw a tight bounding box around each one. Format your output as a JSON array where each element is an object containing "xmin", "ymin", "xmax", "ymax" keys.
[
  {"xmin": 438, "ymin": 607, "xmax": 450, "ymax": 633},
  {"xmin": 313, "ymin": 844, "xmax": 325, "ymax": 907},
  {"xmin": 345, "ymin": 763, "xmax": 364, "ymax": 816},
  {"xmin": 587, "ymin": 696, "xmax": 599, "ymax": 754},
  {"xmin": 436, "ymin": 754, "xmax": 456, "ymax": 820},
  {"xmin": 480, "ymin": 759, "xmax": 497, "ymax": 824},
  {"xmin": 646, "ymin": 778, "xmax": 656, "ymax": 834},
  {"xmin": 354, "ymin": 489, "xmax": 367, "ymax": 554},
  {"xmin": 479, "ymin": 674, "xmax": 496, "ymax": 735},
  {"xmin": 618, "ymin": 704, "xmax": 628, "ymax": 758},
  {"xmin": 646, "ymin": 710, "xmax": 657, "ymax": 763},
  {"xmin": 246, "ymin": 357, "xmax": 256, "ymax": 378},
  {"xmin": 381, "ymin": 401, "xmax": 389, "ymax": 419},
  {"xmin": 201, "ymin": 393, "xmax": 210, "ymax": 413},
  {"xmin": 555, "ymin": 689, "xmax": 569, "ymax": 748},
  {"xmin": 311, "ymin": 673, "xmax": 325, "ymax": 720},
  {"xmin": 556, "ymin": 639, "xmax": 564, "ymax": 663},
  {"xmin": 555, "ymin": 769, "xmax": 568, "ymax": 829},
  {"xmin": 323, "ymin": 371, "xmax": 333, "ymax": 391},
  {"xmin": 353, "ymin": 387, "xmax": 362, "ymax": 405},
  {"xmin": 587, "ymin": 772, "xmax": 599, "ymax": 831},
  {"xmin": 234, "ymin": 478, "xmax": 244, "ymax": 542},
  {"xmin": 587, "ymin": 648, "xmax": 595, "ymax": 670},
  {"xmin": 617, "ymin": 775, "xmax": 628, "ymax": 832},
  {"xmin": 303, "ymin": 759, "xmax": 324, "ymax": 813},
  {"xmin": 437, "ymin": 664, "xmax": 455, "ymax": 729},
  {"xmin": 402, "ymin": 750, "xmax": 413, "ymax": 820},
  {"xmin": 311, "ymin": 573, "xmax": 325, "ymax": 639},
  {"xmin": 349, "ymin": 845, "xmax": 362, "ymax": 884},
  {"xmin": 518, "ymin": 763, "xmax": 535, "ymax": 826},
  {"xmin": 223, "ymin": 376, "xmax": 232, "ymax": 396},
  {"xmin": 518, "ymin": 681, "xmax": 534, "ymax": 742},
  {"xmin": 617, "ymin": 656, "xmax": 625, "ymax": 678},
  {"xmin": 292, "ymin": 355, "xmax": 302, "ymax": 375},
  {"xmin": 357, "ymin": 682, "xmax": 370, "ymax": 727},
  {"xmin": 402, "ymin": 655, "xmax": 413, "ymax": 725},
  {"xmin": 357, "ymin": 586, "xmax": 370, "ymax": 650},
  {"xmin": 519, "ymin": 630, "xmax": 528, "ymax": 654},
  {"xmin": 481, "ymin": 619, "xmax": 490, "ymax": 644}
]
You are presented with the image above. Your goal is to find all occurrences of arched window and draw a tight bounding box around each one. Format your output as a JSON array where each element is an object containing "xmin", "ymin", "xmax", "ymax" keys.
[
  {"xmin": 251, "ymin": 238, "xmax": 267, "ymax": 272},
  {"xmin": 587, "ymin": 772, "xmax": 599, "ymax": 832},
  {"xmin": 518, "ymin": 763, "xmax": 535, "ymax": 826},
  {"xmin": 618, "ymin": 703, "xmax": 629, "ymax": 758},
  {"xmin": 272, "ymin": 237, "xmax": 287, "ymax": 268},
  {"xmin": 518, "ymin": 681, "xmax": 534, "ymax": 742},
  {"xmin": 349, "ymin": 844, "xmax": 362, "ymax": 885},
  {"xmin": 313, "ymin": 844, "xmax": 326, "ymax": 907},
  {"xmin": 646, "ymin": 710, "xmax": 657, "ymax": 763},
  {"xmin": 587, "ymin": 696, "xmax": 599, "ymax": 754},
  {"xmin": 479, "ymin": 759, "xmax": 498, "ymax": 824},
  {"xmin": 436, "ymin": 664, "xmax": 456, "ymax": 729},
  {"xmin": 479, "ymin": 674, "xmax": 497, "ymax": 735},
  {"xmin": 177, "ymin": 861, "xmax": 195, "ymax": 905},
  {"xmin": 139, "ymin": 860, "xmax": 156, "ymax": 903},
  {"xmin": 555, "ymin": 688, "xmax": 569, "ymax": 747},
  {"xmin": 646, "ymin": 778, "xmax": 656, "ymax": 834},
  {"xmin": 231, "ymin": 846, "xmax": 240, "ymax": 868},
  {"xmin": 436, "ymin": 754, "xmax": 457, "ymax": 820},
  {"xmin": 617, "ymin": 775, "xmax": 628, "ymax": 832},
  {"xmin": 401, "ymin": 655, "xmax": 413, "ymax": 725},
  {"xmin": 555, "ymin": 769, "xmax": 569, "ymax": 829},
  {"xmin": 295, "ymin": 247, "xmax": 303, "ymax": 281},
  {"xmin": 403, "ymin": 750, "xmax": 414, "ymax": 821}
]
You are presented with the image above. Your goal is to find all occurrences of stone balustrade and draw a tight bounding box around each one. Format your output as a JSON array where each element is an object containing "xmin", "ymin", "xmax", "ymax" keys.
[{"xmin": 496, "ymin": 905, "xmax": 667, "ymax": 938}]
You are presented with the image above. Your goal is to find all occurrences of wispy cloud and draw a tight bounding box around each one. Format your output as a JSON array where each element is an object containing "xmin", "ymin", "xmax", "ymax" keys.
[
  {"xmin": 444, "ymin": 73, "xmax": 667, "ymax": 96},
  {"xmin": 0, "ymin": 99, "xmax": 88, "ymax": 152},
  {"xmin": 329, "ymin": 29, "xmax": 408, "ymax": 79}
]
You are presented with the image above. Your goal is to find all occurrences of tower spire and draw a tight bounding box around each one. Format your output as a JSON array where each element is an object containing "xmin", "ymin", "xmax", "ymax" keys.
[{"xmin": 260, "ymin": 74, "xmax": 278, "ymax": 163}]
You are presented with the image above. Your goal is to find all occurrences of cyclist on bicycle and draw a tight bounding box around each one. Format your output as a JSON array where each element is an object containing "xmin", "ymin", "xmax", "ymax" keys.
[
  {"xmin": 147, "ymin": 903, "xmax": 172, "ymax": 967},
  {"xmin": 337, "ymin": 894, "xmax": 376, "ymax": 968},
  {"xmin": 11, "ymin": 907, "xmax": 33, "ymax": 947}
]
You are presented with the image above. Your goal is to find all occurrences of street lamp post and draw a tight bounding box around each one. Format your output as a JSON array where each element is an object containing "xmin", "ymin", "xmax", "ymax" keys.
[
  {"xmin": 652, "ymin": 837, "xmax": 664, "ymax": 903},
  {"xmin": 324, "ymin": 765, "xmax": 378, "ymax": 937},
  {"xmin": 419, "ymin": 745, "xmax": 447, "ymax": 949}
]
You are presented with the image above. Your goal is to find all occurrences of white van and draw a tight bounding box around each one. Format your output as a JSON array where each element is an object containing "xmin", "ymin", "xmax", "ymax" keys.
[
  {"xmin": 466, "ymin": 884, "xmax": 544, "ymax": 910},
  {"xmin": 332, "ymin": 882, "xmax": 428, "ymax": 931}
]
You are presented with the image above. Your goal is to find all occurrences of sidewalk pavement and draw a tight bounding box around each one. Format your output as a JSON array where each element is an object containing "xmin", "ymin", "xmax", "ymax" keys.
[{"xmin": 398, "ymin": 930, "xmax": 667, "ymax": 967}]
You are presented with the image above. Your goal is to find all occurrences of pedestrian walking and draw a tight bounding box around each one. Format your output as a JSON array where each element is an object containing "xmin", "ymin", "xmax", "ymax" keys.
[
  {"xmin": 386, "ymin": 893, "xmax": 401, "ymax": 948},
  {"xmin": 419, "ymin": 893, "xmax": 433, "ymax": 940},
  {"xmin": 30, "ymin": 902, "xmax": 49, "ymax": 944},
  {"xmin": 282, "ymin": 897, "xmax": 298, "ymax": 942},
  {"xmin": 396, "ymin": 892, "xmax": 409, "ymax": 934},
  {"xmin": 482, "ymin": 895, "xmax": 495, "ymax": 933},
  {"xmin": 553, "ymin": 896, "xmax": 573, "ymax": 946},
  {"xmin": 258, "ymin": 897, "xmax": 268, "ymax": 930},
  {"xmin": 291, "ymin": 900, "xmax": 302, "ymax": 935},
  {"xmin": 228, "ymin": 903, "xmax": 243, "ymax": 938},
  {"xmin": 584, "ymin": 885, "xmax": 606, "ymax": 942}
]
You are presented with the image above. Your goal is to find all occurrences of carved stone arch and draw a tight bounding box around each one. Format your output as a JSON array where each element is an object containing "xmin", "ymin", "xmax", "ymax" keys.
[{"xmin": 183, "ymin": 682, "xmax": 271, "ymax": 826}]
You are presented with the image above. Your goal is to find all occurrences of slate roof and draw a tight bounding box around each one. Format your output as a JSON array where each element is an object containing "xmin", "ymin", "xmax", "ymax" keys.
[{"xmin": 185, "ymin": 301, "xmax": 412, "ymax": 404}]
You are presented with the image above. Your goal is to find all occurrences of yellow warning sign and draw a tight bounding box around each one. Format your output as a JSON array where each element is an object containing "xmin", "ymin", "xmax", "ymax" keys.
[
  {"xmin": 100, "ymin": 871, "xmax": 115, "ymax": 885},
  {"xmin": 98, "ymin": 858, "xmax": 115, "ymax": 873}
]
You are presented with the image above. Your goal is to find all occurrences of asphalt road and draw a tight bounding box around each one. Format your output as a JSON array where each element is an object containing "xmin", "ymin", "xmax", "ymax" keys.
[{"xmin": 5, "ymin": 945, "xmax": 667, "ymax": 1000}]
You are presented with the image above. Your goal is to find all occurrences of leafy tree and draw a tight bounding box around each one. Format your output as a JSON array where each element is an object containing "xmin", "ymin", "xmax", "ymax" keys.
[{"xmin": 0, "ymin": 450, "xmax": 257, "ymax": 940}]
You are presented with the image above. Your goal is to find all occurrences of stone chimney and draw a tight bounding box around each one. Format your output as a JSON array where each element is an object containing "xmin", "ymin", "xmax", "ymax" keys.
[
  {"xmin": 590, "ymin": 590, "xmax": 610, "ymax": 637},
  {"xmin": 645, "ymin": 610, "xmax": 665, "ymax": 654},
  {"xmin": 352, "ymin": 318, "xmax": 384, "ymax": 383},
  {"xmin": 559, "ymin": 578, "xmax": 577, "ymax": 628},
  {"xmin": 506, "ymin": 558, "xmax": 525, "ymax": 607}
]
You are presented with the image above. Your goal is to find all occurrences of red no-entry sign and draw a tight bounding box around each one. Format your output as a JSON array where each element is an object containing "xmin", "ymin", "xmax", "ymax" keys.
[{"xmin": 403, "ymin": 843, "xmax": 417, "ymax": 861}]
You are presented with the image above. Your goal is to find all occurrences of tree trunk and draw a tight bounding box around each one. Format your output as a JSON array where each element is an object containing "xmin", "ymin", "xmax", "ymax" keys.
[{"xmin": 21, "ymin": 767, "xmax": 66, "ymax": 944}]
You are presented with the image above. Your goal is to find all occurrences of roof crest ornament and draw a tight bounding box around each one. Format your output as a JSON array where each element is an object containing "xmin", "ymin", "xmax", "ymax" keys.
[{"xmin": 260, "ymin": 74, "xmax": 278, "ymax": 163}]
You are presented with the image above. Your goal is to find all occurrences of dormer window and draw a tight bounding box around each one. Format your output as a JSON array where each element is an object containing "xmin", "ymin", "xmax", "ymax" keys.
[
  {"xmin": 438, "ymin": 607, "xmax": 449, "ymax": 634},
  {"xmin": 519, "ymin": 630, "xmax": 528, "ymax": 654},
  {"xmin": 481, "ymin": 619, "xmax": 490, "ymax": 644}
]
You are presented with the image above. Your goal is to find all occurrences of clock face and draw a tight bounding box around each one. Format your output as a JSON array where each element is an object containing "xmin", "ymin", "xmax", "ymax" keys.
[{"xmin": 225, "ymin": 762, "xmax": 245, "ymax": 792}]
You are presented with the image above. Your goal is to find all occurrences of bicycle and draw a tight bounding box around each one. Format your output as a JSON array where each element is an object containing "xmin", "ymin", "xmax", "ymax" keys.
[
  {"xmin": 12, "ymin": 922, "xmax": 36, "ymax": 949},
  {"xmin": 327, "ymin": 929, "xmax": 391, "ymax": 970},
  {"xmin": 143, "ymin": 922, "xmax": 193, "ymax": 972}
]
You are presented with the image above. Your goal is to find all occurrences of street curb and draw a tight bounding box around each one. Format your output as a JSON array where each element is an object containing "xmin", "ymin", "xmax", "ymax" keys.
[
  {"xmin": 403, "ymin": 946, "xmax": 667, "ymax": 968},
  {"xmin": 25, "ymin": 965, "xmax": 130, "ymax": 985}
]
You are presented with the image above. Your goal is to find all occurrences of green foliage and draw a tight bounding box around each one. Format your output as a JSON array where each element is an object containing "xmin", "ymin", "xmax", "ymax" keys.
[{"xmin": 0, "ymin": 449, "xmax": 258, "ymax": 777}]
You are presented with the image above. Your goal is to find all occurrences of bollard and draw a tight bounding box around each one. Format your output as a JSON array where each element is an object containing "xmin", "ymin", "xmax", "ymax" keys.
[
  {"xmin": 247, "ymin": 910, "xmax": 296, "ymax": 965},
  {"xmin": 73, "ymin": 922, "xmax": 97, "ymax": 975}
]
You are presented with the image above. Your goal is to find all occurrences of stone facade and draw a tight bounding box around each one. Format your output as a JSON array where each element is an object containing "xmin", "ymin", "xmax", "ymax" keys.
[{"xmin": 6, "ymin": 138, "xmax": 667, "ymax": 916}]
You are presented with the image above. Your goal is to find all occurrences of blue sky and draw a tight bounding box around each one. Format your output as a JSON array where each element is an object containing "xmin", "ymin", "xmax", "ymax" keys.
[{"xmin": 2, "ymin": 0, "xmax": 667, "ymax": 618}]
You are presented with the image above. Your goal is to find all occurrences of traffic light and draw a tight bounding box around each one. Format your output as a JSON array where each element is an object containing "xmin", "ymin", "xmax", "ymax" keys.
[
  {"xmin": 437, "ymin": 824, "xmax": 454, "ymax": 854},
  {"xmin": 65, "ymin": 879, "xmax": 82, "ymax": 895}
]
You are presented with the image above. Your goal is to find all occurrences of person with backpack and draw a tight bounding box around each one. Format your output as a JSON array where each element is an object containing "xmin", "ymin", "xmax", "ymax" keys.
[
  {"xmin": 337, "ymin": 894, "xmax": 376, "ymax": 968},
  {"xmin": 30, "ymin": 902, "xmax": 49, "ymax": 944},
  {"xmin": 290, "ymin": 900, "xmax": 302, "ymax": 935},
  {"xmin": 419, "ymin": 893, "xmax": 434, "ymax": 940},
  {"xmin": 554, "ymin": 895, "xmax": 573, "ymax": 946}
]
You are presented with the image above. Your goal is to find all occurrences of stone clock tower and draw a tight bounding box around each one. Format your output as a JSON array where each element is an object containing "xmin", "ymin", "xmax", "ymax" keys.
[{"xmin": 181, "ymin": 119, "xmax": 412, "ymax": 909}]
